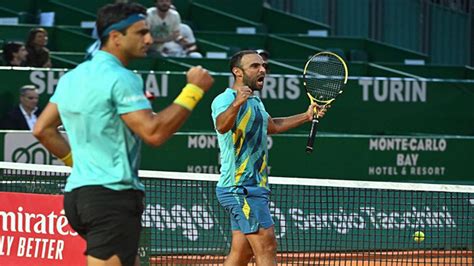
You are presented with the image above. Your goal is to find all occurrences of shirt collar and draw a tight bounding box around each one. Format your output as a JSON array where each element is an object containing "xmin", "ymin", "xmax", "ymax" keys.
[{"xmin": 19, "ymin": 104, "xmax": 38, "ymax": 117}]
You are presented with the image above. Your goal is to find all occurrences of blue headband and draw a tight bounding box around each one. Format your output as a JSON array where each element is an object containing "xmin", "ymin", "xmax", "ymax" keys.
[{"xmin": 101, "ymin": 13, "xmax": 146, "ymax": 38}]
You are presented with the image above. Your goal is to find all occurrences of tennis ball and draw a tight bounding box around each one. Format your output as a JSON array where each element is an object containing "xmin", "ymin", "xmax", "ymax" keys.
[{"xmin": 413, "ymin": 231, "xmax": 425, "ymax": 243}]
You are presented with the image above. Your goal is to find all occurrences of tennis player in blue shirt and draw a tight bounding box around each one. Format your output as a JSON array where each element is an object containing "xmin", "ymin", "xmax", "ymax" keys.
[
  {"xmin": 33, "ymin": 3, "xmax": 213, "ymax": 266},
  {"xmin": 212, "ymin": 50, "xmax": 326, "ymax": 265}
]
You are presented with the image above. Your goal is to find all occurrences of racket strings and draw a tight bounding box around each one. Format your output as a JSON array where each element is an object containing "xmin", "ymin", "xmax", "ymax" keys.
[{"xmin": 305, "ymin": 55, "xmax": 346, "ymax": 102}]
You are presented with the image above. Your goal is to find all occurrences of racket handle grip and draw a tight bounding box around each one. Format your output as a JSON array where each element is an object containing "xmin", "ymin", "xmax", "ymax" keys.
[{"xmin": 306, "ymin": 116, "xmax": 319, "ymax": 153}]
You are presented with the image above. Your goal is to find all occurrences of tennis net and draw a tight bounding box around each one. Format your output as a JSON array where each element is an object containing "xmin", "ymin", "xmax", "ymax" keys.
[{"xmin": 1, "ymin": 162, "xmax": 473, "ymax": 265}]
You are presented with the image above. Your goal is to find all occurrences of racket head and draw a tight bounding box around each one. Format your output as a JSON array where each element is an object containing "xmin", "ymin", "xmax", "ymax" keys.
[{"xmin": 303, "ymin": 51, "xmax": 348, "ymax": 106}]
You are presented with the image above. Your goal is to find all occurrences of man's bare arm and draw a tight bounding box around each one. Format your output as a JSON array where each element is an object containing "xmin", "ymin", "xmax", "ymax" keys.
[{"xmin": 33, "ymin": 103, "xmax": 71, "ymax": 159}]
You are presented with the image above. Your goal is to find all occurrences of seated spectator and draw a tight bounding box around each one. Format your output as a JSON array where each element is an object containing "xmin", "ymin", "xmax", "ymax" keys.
[
  {"xmin": 2, "ymin": 41, "xmax": 28, "ymax": 66},
  {"xmin": 146, "ymin": 0, "xmax": 182, "ymax": 56},
  {"xmin": 161, "ymin": 23, "xmax": 203, "ymax": 58},
  {"xmin": 25, "ymin": 27, "xmax": 52, "ymax": 68},
  {"xmin": 0, "ymin": 85, "xmax": 42, "ymax": 130}
]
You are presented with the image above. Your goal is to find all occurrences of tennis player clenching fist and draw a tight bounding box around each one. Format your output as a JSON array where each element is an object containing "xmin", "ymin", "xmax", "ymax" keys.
[
  {"xmin": 33, "ymin": 3, "xmax": 213, "ymax": 266},
  {"xmin": 211, "ymin": 50, "xmax": 326, "ymax": 266},
  {"xmin": 235, "ymin": 85, "xmax": 252, "ymax": 104}
]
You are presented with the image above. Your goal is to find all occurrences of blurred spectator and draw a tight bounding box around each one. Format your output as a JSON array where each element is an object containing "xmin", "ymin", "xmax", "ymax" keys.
[
  {"xmin": 85, "ymin": 39, "xmax": 100, "ymax": 60},
  {"xmin": 2, "ymin": 41, "xmax": 28, "ymax": 66},
  {"xmin": 146, "ymin": 0, "xmax": 182, "ymax": 56},
  {"xmin": 25, "ymin": 27, "xmax": 52, "ymax": 68},
  {"xmin": 0, "ymin": 85, "xmax": 42, "ymax": 130},
  {"xmin": 161, "ymin": 23, "xmax": 203, "ymax": 58},
  {"xmin": 263, "ymin": 0, "xmax": 272, "ymax": 8},
  {"xmin": 256, "ymin": 49, "xmax": 270, "ymax": 73},
  {"xmin": 145, "ymin": 90, "xmax": 156, "ymax": 102}
]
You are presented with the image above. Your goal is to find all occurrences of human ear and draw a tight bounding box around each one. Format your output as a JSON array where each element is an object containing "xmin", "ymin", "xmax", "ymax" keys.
[{"xmin": 232, "ymin": 67, "xmax": 242, "ymax": 77}]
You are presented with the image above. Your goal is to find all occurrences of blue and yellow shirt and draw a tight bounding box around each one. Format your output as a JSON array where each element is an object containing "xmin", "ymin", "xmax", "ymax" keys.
[
  {"xmin": 211, "ymin": 88, "xmax": 270, "ymax": 190},
  {"xmin": 50, "ymin": 51, "xmax": 151, "ymax": 192}
]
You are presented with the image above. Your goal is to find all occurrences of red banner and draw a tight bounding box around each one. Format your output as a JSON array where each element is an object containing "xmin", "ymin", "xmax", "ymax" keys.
[{"xmin": 0, "ymin": 192, "xmax": 86, "ymax": 266}]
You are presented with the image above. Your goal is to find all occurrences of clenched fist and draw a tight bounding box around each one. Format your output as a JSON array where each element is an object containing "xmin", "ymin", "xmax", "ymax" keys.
[{"xmin": 186, "ymin": 66, "xmax": 214, "ymax": 92}]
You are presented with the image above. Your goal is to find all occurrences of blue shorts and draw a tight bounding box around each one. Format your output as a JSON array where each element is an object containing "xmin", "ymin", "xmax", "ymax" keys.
[{"xmin": 216, "ymin": 186, "xmax": 274, "ymax": 234}]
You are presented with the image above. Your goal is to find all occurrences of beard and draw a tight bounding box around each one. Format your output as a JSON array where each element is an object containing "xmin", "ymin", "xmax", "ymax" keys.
[{"xmin": 243, "ymin": 73, "xmax": 263, "ymax": 91}]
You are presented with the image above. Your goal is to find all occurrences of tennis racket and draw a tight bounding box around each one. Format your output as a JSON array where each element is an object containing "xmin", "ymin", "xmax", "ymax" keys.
[{"xmin": 303, "ymin": 51, "xmax": 348, "ymax": 153}]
